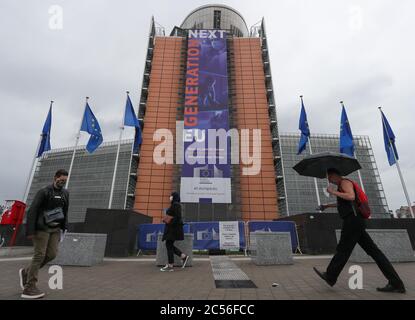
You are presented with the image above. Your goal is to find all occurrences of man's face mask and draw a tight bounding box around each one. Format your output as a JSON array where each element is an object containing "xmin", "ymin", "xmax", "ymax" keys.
[
  {"xmin": 55, "ymin": 177, "xmax": 67, "ymax": 189},
  {"xmin": 169, "ymin": 196, "xmax": 173, "ymax": 201}
]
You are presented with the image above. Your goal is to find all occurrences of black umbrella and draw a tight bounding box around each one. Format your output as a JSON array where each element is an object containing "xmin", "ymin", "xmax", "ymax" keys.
[{"xmin": 293, "ymin": 152, "xmax": 361, "ymax": 179}]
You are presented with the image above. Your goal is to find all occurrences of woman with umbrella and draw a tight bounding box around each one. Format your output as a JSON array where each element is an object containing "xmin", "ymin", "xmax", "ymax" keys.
[{"xmin": 294, "ymin": 152, "xmax": 406, "ymax": 293}]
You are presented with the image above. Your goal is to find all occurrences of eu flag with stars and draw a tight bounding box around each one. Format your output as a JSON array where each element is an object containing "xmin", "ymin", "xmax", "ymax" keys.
[
  {"xmin": 339, "ymin": 105, "xmax": 355, "ymax": 157},
  {"xmin": 124, "ymin": 95, "xmax": 142, "ymax": 152},
  {"xmin": 381, "ymin": 110, "xmax": 399, "ymax": 166},
  {"xmin": 37, "ymin": 104, "xmax": 52, "ymax": 158},
  {"xmin": 80, "ymin": 103, "xmax": 103, "ymax": 153},
  {"xmin": 297, "ymin": 99, "xmax": 310, "ymax": 155}
]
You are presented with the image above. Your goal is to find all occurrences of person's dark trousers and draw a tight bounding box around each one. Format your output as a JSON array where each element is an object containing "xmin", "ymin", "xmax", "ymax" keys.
[
  {"xmin": 326, "ymin": 214, "xmax": 404, "ymax": 288},
  {"xmin": 165, "ymin": 240, "xmax": 182, "ymax": 264}
]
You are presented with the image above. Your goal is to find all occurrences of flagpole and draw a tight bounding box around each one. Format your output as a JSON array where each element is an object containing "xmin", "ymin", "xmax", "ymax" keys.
[
  {"xmin": 123, "ymin": 97, "xmax": 141, "ymax": 210},
  {"xmin": 108, "ymin": 92, "xmax": 128, "ymax": 209},
  {"xmin": 356, "ymin": 168, "xmax": 365, "ymax": 192},
  {"xmin": 23, "ymin": 101, "xmax": 54, "ymax": 203},
  {"xmin": 66, "ymin": 97, "xmax": 88, "ymax": 189},
  {"xmin": 299, "ymin": 95, "xmax": 321, "ymax": 207},
  {"xmin": 379, "ymin": 107, "xmax": 414, "ymax": 218},
  {"xmin": 340, "ymin": 101, "xmax": 366, "ymax": 192},
  {"xmin": 23, "ymin": 141, "xmax": 40, "ymax": 203},
  {"xmin": 307, "ymin": 138, "xmax": 322, "ymax": 207}
]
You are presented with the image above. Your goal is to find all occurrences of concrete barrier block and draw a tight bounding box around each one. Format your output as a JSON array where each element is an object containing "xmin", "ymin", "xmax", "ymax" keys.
[
  {"xmin": 250, "ymin": 232, "xmax": 293, "ymax": 265},
  {"xmin": 335, "ymin": 229, "xmax": 415, "ymax": 263},
  {"xmin": 50, "ymin": 233, "xmax": 107, "ymax": 266}
]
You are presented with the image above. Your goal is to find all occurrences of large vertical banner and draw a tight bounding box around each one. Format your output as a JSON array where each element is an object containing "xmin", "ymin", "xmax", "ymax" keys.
[{"xmin": 181, "ymin": 30, "xmax": 231, "ymax": 203}]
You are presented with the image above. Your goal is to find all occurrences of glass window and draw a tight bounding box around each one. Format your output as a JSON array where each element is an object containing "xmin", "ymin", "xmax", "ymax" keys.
[{"xmin": 214, "ymin": 10, "xmax": 221, "ymax": 29}]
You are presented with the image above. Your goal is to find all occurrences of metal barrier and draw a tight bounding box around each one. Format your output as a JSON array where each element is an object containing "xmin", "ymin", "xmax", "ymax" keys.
[{"xmin": 137, "ymin": 220, "xmax": 302, "ymax": 254}]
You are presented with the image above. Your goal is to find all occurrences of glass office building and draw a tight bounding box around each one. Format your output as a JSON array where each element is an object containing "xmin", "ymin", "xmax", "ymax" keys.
[
  {"xmin": 26, "ymin": 140, "xmax": 138, "ymax": 223},
  {"xmin": 279, "ymin": 133, "xmax": 390, "ymax": 218}
]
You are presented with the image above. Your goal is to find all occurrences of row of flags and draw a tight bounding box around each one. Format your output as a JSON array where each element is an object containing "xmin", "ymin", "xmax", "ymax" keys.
[
  {"xmin": 37, "ymin": 93, "xmax": 400, "ymax": 168},
  {"xmin": 36, "ymin": 93, "xmax": 142, "ymax": 158},
  {"xmin": 31, "ymin": 92, "xmax": 412, "ymax": 215},
  {"xmin": 296, "ymin": 96, "xmax": 413, "ymax": 218},
  {"xmin": 297, "ymin": 97, "xmax": 399, "ymax": 167}
]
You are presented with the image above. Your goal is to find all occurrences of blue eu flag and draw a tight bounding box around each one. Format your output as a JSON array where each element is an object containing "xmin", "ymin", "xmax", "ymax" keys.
[
  {"xmin": 80, "ymin": 102, "xmax": 103, "ymax": 153},
  {"xmin": 339, "ymin": 105, "xmax": 355, "ymax": 157},
  {"xmin": 297, "ymin": 98, "xmax": 310, "ymax": 155},
  {"xmin": 124, "ymin": 95, "xmax": 142, "ymax": 152},
  {"xmin": 381, "ymin": 110, "xmax": 399, "ymax": 166},
  {"xmin": 37, "ymin": 103, "xmax": 52, "ymax": 158}
]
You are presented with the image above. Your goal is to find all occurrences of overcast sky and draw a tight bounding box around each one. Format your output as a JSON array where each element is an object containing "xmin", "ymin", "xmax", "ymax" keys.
[{"xmin": 0, "ymin": 0, "xmax": 414, "ymax": 212}]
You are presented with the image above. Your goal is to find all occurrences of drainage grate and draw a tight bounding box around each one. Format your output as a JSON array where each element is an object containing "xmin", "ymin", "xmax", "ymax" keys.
[{"xmin": 210, "ymin": 256, "xmax": 257, "ymax": 288}]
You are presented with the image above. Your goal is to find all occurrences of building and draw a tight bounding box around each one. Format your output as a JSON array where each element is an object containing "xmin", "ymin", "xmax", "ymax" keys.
[
  {"xmin": 26, "ymin": 140, "xmax": 137, "ymax": 223},
  {"xmin": 280, "ymin": 133, "xmax": 390, "ymax": 218},
  {"xmin": 133, "ymin": 5, "xmax": 285, "ymax": 223},
  {"xmin": 396, "ymin": 206, "xmax": 415, "ymax": 219},
  {"xmin": 25, "ymin": 5, "xmax": 392, "ymax": 224},
  {"xmin": 179, "ymin": 4, "xmax": 249, "ymax": 37},
  {"xmin": 26, "ymin": 131, "xmax": 391, "ymax": 223}
]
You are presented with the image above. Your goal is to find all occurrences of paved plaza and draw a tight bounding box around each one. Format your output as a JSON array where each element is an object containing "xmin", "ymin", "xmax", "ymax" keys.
[{"xmin": 0, "ymin": 254, "xmax": 414, "ymax": 300}]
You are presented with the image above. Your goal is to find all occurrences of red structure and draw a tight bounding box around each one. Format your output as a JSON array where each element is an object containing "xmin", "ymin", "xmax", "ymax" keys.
[{"xmin": 0, "ymin": 200, "xmax": 26, "ymax": 246}]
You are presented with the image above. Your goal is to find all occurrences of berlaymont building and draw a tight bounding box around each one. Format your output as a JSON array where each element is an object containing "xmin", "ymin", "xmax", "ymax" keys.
[{"xmin": 26, "ymin": 4, "xmax": 390, "ymax": 226}]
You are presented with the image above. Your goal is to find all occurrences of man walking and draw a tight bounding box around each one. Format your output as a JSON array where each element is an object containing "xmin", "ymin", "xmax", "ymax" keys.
[
  {"xmin": 313, "ymin": 168, "xmax": 406, "ymax": 293},
  {"xmin": 19, "ymin": 169, "xmax": 69, "ymax": 299}
]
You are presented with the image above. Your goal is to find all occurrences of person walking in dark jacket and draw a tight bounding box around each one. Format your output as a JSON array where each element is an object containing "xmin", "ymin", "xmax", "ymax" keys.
[
  {"xmin": 313, "ymin": 168, "xmax": 406, "ymax": 293},
  {"xmin": 160, "ymin": 192, "xmax": 189, "ymax": 272},
  {"xmin": 19, "ymin": 169, "xmax": 69, "ymax": 299}
]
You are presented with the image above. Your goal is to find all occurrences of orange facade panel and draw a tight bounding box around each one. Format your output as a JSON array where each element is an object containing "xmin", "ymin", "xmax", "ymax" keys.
[
  {"xmin": 232, "ymin": 38, "xmax": 279, "ymax": 222},
  {"xmin": 133, "ymin": 37, "xmax": 184, "ymax": 222}
]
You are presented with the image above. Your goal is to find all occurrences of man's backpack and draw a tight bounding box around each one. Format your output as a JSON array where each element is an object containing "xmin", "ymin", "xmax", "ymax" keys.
[{"xmin": 344, "ymin": 179, "xmax": 371, "ymax": 219}]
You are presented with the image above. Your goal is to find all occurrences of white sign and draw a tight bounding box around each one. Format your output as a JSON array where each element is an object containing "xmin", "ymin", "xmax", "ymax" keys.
[
  {"xmin": 219, "ymin": 221, "xmax": 240, "ymax": 250},
  {"xmin": 180, "ymin": 177, "xmax": 231, "ymax": 203}
]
